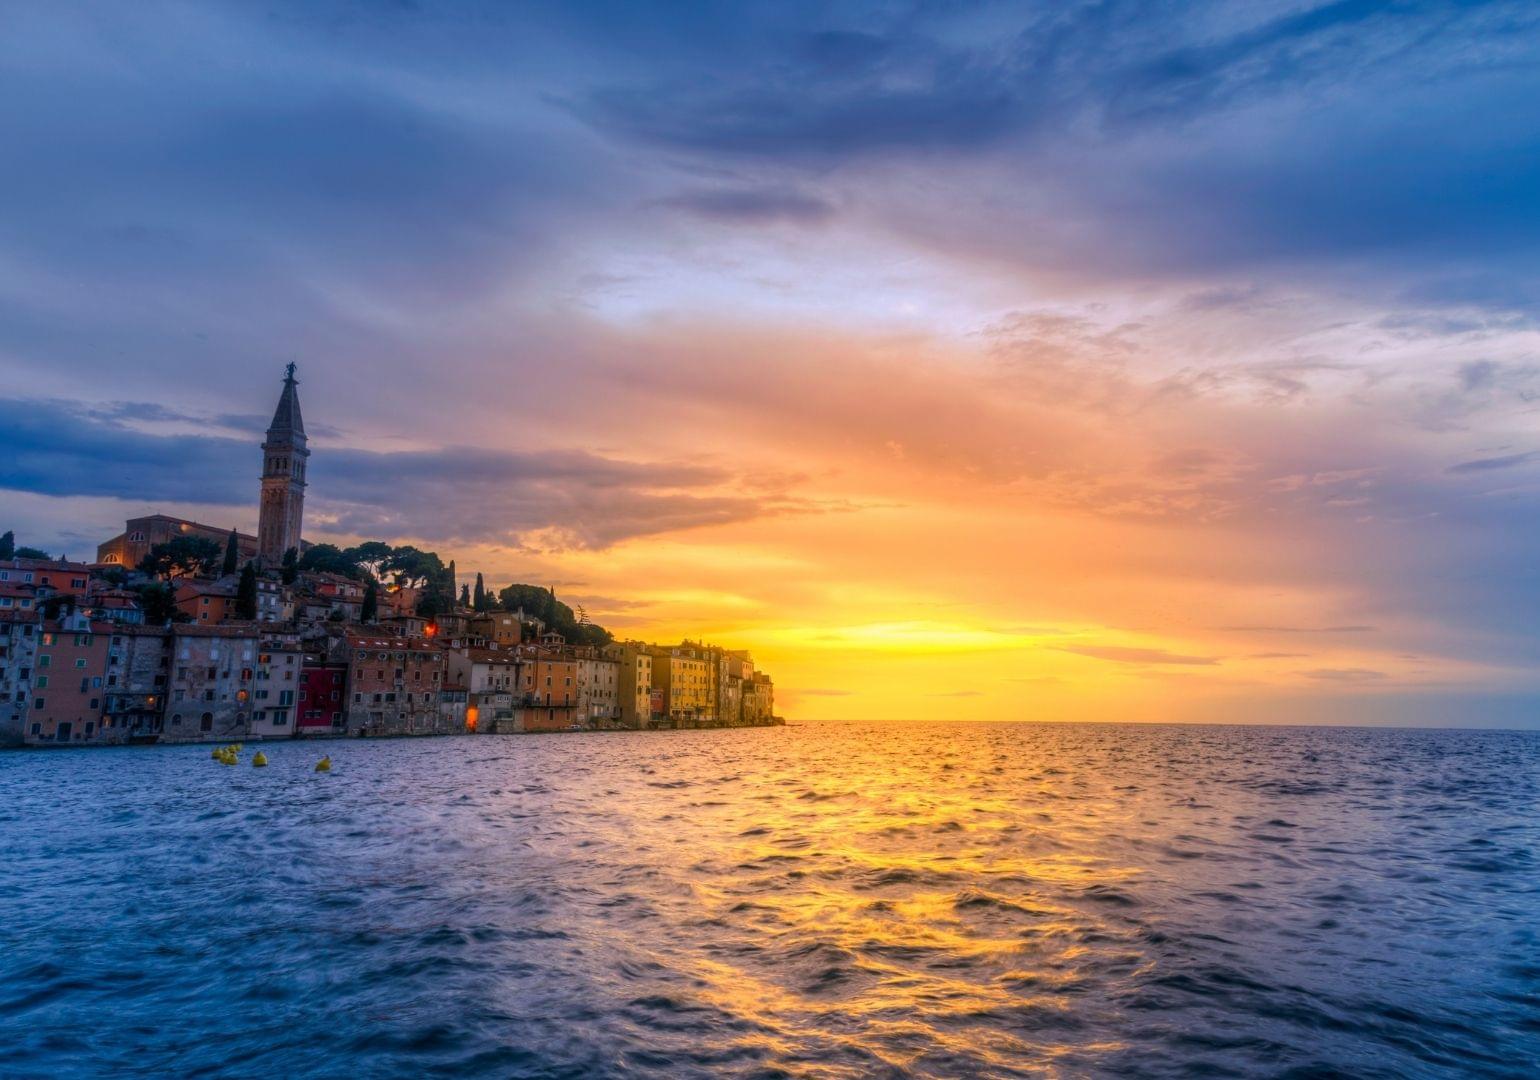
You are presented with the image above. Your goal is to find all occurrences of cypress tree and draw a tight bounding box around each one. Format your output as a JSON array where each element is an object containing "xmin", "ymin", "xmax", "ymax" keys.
[
  {"xmin": 362, "ymin": 580, "xmax": 379, "ymax": 623},
  {"xmin": 473, "ymin": 573, "xmax": 486, "ymax": 611},
  {"xmin": 281, "ymin": 546, "xmax": 299, "ymax": 585},
  {"xmin": 235, "ymin": 561, "xmax": 258, "ymax": 620},
  {"xmin": 459, "ymin": 583, "xmax": 470, "ymax": 607},
  {"xmin": 222, "ymin": 530, "xmax": 240, "ymax": 576},
  {"xmin": 0, "ymin": 530, "xmax": 13, "ymax": 559}
]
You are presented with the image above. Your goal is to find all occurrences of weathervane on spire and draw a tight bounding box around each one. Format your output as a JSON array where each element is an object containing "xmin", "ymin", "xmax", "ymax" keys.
[{"xmin": 285, "ymin": 361, "xmax": 297, "ymax": 382}]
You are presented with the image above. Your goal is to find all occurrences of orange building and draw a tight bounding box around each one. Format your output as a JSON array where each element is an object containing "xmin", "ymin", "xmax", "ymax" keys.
[{"xmin": 174, "ymin": 581, "xmax": 237, "ymax": 624}]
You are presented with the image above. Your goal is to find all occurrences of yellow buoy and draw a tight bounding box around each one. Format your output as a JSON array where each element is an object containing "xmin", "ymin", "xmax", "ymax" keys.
[
  {"xmin": 252, "ymin": 751, "xmax": 268, "ymax": 768},
  {"xmin": 315, "ymin": 756, "xmax": 331, "ymax": 773},
  {"xmin": 211, "ymin": 748, "xmax": 222, "ymax": 760}
]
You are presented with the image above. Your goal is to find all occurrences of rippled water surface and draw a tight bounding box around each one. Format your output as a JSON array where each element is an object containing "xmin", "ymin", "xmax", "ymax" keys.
[{"xmin": 3, "ymin": 723, "xmax": 1539, "ymax": 1078}]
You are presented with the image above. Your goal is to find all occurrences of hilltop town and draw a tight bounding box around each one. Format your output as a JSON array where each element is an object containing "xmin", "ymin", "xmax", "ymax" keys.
[{"xmin": 0, "ymin": 366, "xmax": 777, "ymax": 748}]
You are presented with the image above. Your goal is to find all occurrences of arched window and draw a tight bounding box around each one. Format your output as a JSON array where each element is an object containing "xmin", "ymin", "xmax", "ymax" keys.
[{"xmin": 200, "ymin": 712, "xmax": 213, "ymax": 732}]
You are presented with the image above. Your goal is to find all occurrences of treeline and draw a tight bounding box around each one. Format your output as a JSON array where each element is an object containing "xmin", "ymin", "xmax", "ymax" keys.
[{"xmin": 4, "ymin": 527, "xmax": 611, "ymax": 643}]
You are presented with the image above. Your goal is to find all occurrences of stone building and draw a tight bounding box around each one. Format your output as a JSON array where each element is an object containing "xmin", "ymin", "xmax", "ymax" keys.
[
  {"xmin": 574, "ymin": 649, "xmax": 620, "ymax": 728},
  {"xmin": 163, "ymin": 624, "xmax": 260, "ymax": 742},
  {"xmin": 104, "ymin": 625, "xmax": 171, "ymax": 740},
  {"xmin": 258, "ymin": 363, "xmax": 309, "ymax": 565},
  {"xmin": 0, "ymin": 610, "xmax": 40, "ymax": 746},
  {"xmin": 339, "ymin": 630, "xmax": 446, "ymax": 736}
]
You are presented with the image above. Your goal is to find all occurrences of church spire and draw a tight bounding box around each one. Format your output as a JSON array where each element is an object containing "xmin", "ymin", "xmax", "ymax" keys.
[
  {"xmin": 258, "ymin": 364, "xmax": 311, "ymax": 565},
  {"xmin": 266, "ymin": 362, "xmax": 306, "ymax": 446}
]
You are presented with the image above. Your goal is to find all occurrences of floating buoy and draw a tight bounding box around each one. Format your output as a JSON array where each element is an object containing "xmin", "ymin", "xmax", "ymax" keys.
[
  {"xmin": 211, "ymin": 748, "xmax": 222, "ymax": 760},
  {"xmin": 230, "ymin": 743, "xmax": 243, "ymax": 753},
  {"xmin": 315, "ymin": 756, "xmax": 331, "ymax": 773},
  {"xmin": 252, "ymin": 751, "xmax": 268, "ymax": 768}
]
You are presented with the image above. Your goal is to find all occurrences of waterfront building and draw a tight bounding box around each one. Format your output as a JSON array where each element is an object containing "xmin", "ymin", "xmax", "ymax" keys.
[
  {"xmin": 338, "ymin": 630, "xmax": 445, "ymax": 736},
  {"xmin": 103, "ymin": 625, "xmax": 172, "ymax": 740},
  {"xmin": 574, "ymin": 650, "xmax": 620, "ymax": 727},
  {"xmin": 163, "ymin": 624, "xmax": 261, "ymax": 742},
  {"xmin": 297, "ymin": 659, "xmax": 348, "ymax": 734},
  {"xmin": 22, "ymin": 615, "xmax": 113, "ymax": 744},
  {"xmin": 604, "ymin": 642, "xmax": 655, "ymax": 729},
  {"xmin": 650, "ymin": 644, "xmax": 713, "ymax": 727},
  {"xmin": 258, "ymin": 364, "xmax": 309, "ymax": 565},
  {"xmin": 447, "ymin": 647, "xmax": 521, "ymax": 733},
  {"xmin": 249, "ymin": 633, "xmax": 303, "ymax": 738},
  {"xmin": 0, "ymin": 610, "xmax": 39, "ymax": 746}
]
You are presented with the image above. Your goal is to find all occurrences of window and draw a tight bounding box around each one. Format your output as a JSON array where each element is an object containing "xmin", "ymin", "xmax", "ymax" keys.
[
  {"xmin": 38, "ymin": 654, "xmax": 50, "ymax": 668},
  {"xmin": 200, "ymin": 713, "xmax": 213, "ymax": 732},
  {"xmin": 75, "ymin": 658, "xmax": 87, "ymax": 668},
  {"xmin": 35, "ymin": 676, "xmax": 47, "ymax": 689}
]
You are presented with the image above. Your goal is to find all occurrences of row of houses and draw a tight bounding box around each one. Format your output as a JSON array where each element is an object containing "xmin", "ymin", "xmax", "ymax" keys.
[{"xmin": 0, "ymin": 555, "xmax": 777, "ymax": 747}]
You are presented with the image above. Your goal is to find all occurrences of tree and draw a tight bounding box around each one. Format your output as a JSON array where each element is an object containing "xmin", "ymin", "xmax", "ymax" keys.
[
  {"xmin": 297, "ymin": 543, "xmax": 362, "ymax": 579},
  {"xmin": 0, "ymin": 531, "xmax": 12, "ymax": 559},
  {"xmin": 235, "ymin": 562, "xmax": 258, "ymax": 620},
  {"xmin": 132, "ymin": 582, "xmax": 182, "ymax": 626},
  {"xmin": 139, "ymin": 536, "xmax": 222, "ymax": 580},
  {"xmin": 459, "ymin": 583, "xmax": 470, "ymax": 607},
  {"xmin": 221, "ymin": 530, "xmax": 240, "ymax": 576},
  {"xmin": 281, "ymin": 546, "xmax": 299, "ymax": 585},
  {"xmin": 497, "ymin": 583, "xmax": 612, "ymax": 646},
  {"xmin": 447, "ymin": 559, "xmax": 457, "ymax": 598},
  {"xmin": 14, "ymin": 546, "xmax": 50, "ymax": 560},
  {"xmin": 383, "ymin": 546, "xmax": 444, "ymax": 590},
  {"xmin": 473, "ymin": 573, "xmax": 487, "ymax": 612},
  {"xmin": 346, "ymin": 541, "xmax": 395, "ymax": 582},
  {"xmin": 362, "ymin": 580, "xmax": 379, "ymax": 623}
]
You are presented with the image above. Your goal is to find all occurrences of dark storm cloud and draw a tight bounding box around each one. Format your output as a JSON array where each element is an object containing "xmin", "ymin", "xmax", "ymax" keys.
[
  {"xmin": 568, "ymin": 0, "xmax": 1540, "ymax": 305},
  {"xmin": 0, "ymin": 398, "xmax": 770, "ymax": 550}
]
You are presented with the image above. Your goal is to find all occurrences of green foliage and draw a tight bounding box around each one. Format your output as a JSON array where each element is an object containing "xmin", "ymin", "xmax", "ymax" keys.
[
  {"xmin": 361, "ymin": 580, "xmax": 379, "ymax": 623},
  {"xmin": 139, "ymin": 536, "xmax": 222, "ymax": 580},
  {"xmin": 459, "ymin": 583, "xmax": 470, "ymax": 606},
  {"xmin": 297, "ymin": 543, "xmax": 362, "ymax": 580},
  {"xmin": 497, "ymin": 583, "xmax": 612, "ymax": 646},
  {"xmin": 235, "ymin": 562, "xmax": 258, "ymax": 620},
  {"xmin": 473, "ymin": 572, "xmax": 489, "ymax": 612},
  {"xmin": 222, "ymin": 530, "xmax": 240, "ymax": 576},
  {"xmin": 345, "ymin": 541, "xmax": 394, "ymax": 581},
  {"xmin": 281, "ymin": 546, "xmax": 299, "ymax": 584},
  {"xmin": 0, "ymin": 530, "xmax": 12, "ymax": 559},
  {"xmin": 131, "ymin": 582, "xmax": 183, "ymax": 625},
  {"xmin": 14, "ymin": 546, "xmax": 50, "ymax": 560},
  {"xmin": 95, "ymin": 565, "xmax": 128, "ymax": 587}
]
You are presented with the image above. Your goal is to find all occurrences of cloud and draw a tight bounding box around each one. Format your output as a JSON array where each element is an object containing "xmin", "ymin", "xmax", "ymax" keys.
[
  {"xmin": 1055, "ymin": 645, "xmax": 1221, "ymax": 666},
  {"xmin": 0, "ymin": 397, "xmax": 787, "ymax": 550},
  {"xmin": 1220, "ymin": 625, "xmax": 1376, "ymax": 634},
  {"xmin": 1449, "ymin": 451, "xmax": 1540, "ymax": 474},
  {"xmin": 654, "ymin": 187, "xmax": 834, "ymax": 225},
  {"xmin": 1301, "ymin": 667, "xmax": 1389, "ymax": 683}
]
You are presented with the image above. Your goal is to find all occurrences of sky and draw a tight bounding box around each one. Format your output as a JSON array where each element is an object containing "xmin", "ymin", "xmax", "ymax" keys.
[{"xmin": 3, "ymin": 1, "xmax": 1540, "ymax": 725}]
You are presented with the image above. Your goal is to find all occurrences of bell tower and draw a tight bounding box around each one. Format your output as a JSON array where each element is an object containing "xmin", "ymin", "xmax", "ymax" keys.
[{"xmin": 258, "ymin": 363, "xmax": 309, "ymax": 565}]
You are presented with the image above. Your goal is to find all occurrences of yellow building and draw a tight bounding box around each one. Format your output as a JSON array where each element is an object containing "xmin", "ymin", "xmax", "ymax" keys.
[{"xmin": 649, "ymin": 644, "xmax": 712, "ymax": 727}]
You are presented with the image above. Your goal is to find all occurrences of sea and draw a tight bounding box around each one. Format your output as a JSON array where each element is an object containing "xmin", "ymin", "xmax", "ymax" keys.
[{"xmin": 1, "ymin": 722, "xmax": 1537, "ymax": 1078}]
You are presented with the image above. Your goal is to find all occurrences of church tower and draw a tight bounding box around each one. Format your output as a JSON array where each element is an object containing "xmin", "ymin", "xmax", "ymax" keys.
[{"xmin": 258, "ymin": 363, "xmax": 309, "ymax": 565}]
